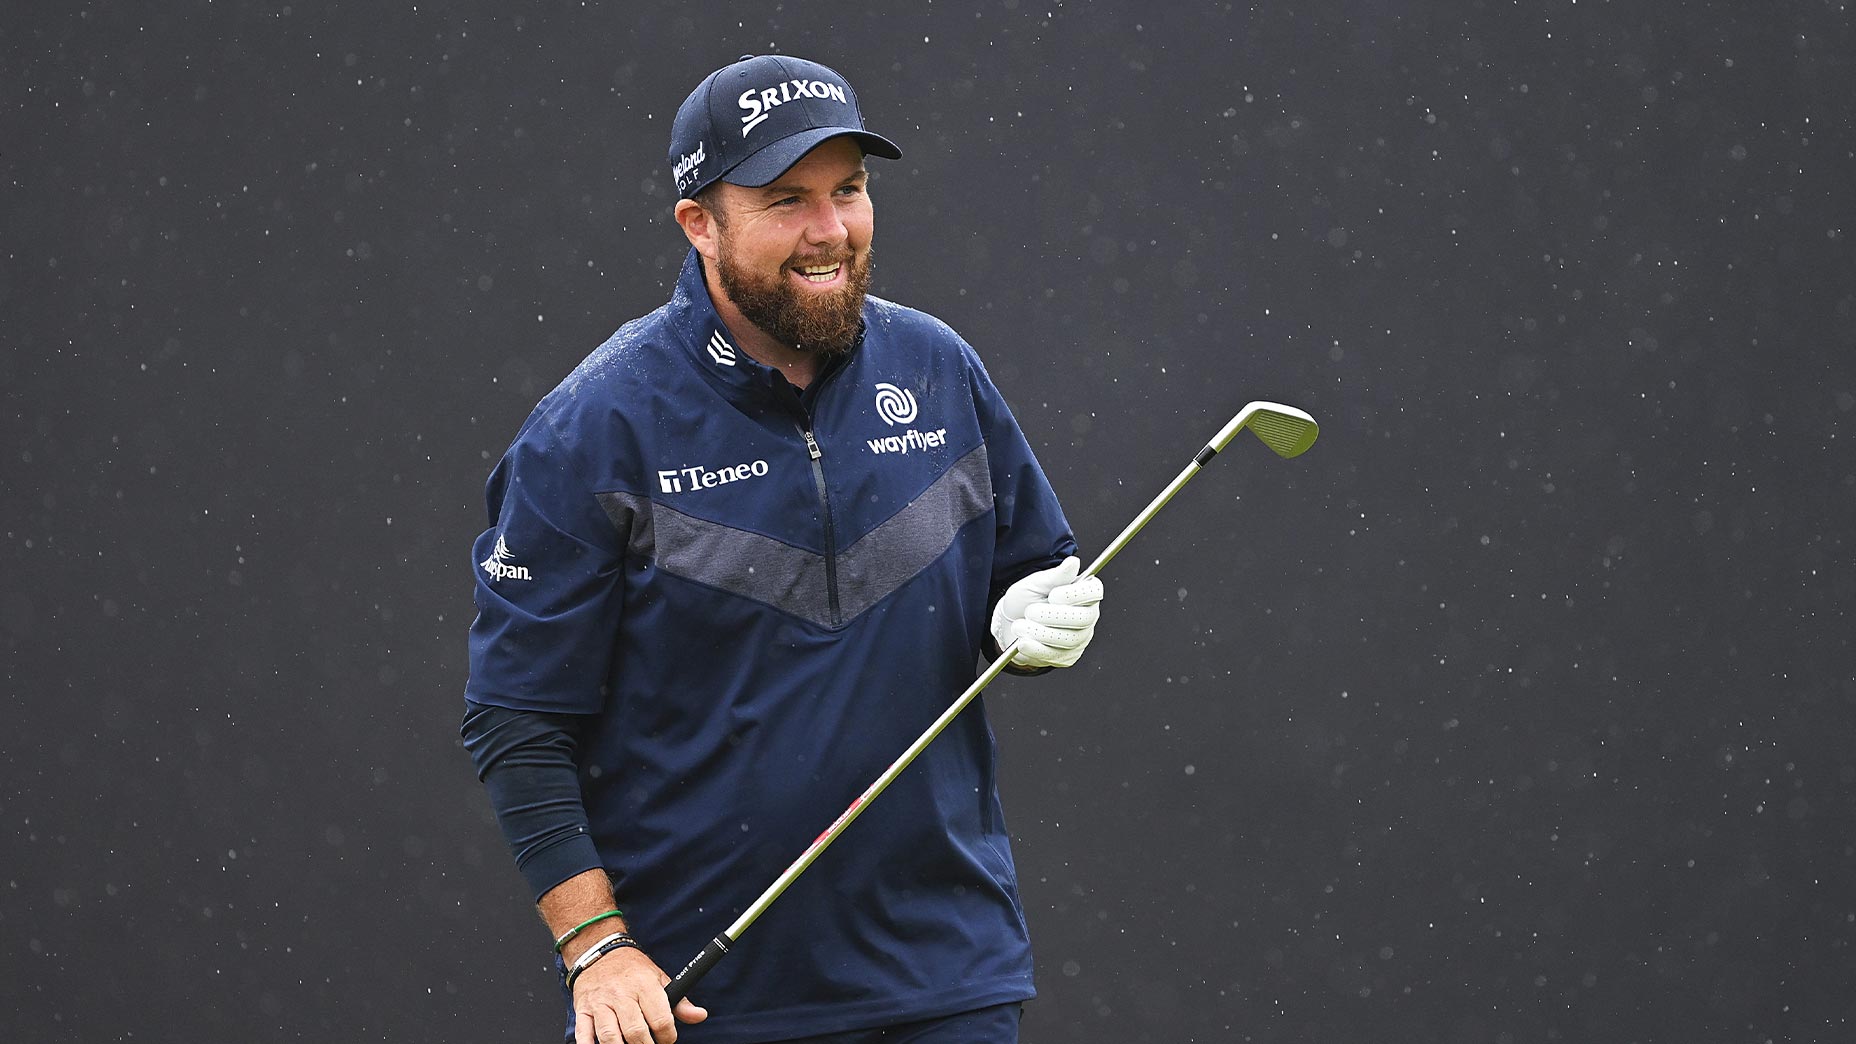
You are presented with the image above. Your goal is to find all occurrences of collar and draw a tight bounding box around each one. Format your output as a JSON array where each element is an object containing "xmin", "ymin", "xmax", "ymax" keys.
[{"xmin": 666, "ymin": 248, "xmax": 858, "ymax": 409}]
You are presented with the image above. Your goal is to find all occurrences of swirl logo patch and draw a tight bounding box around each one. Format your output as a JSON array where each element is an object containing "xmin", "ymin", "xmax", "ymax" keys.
[{"xmin": 873, "ymin": 383, "xmax": 919, "ymax": 426}]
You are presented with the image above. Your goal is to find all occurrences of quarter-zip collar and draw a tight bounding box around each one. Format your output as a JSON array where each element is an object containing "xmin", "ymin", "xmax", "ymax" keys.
[{"xmin": 666, "ymin": 248, "xmax": 857, "ymax": 413}]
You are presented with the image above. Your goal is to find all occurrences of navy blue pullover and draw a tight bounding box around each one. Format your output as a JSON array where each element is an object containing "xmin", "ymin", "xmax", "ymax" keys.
[{"xmin": 464, "ymin": 250, "xmax": 1074, "ymax": 1043}]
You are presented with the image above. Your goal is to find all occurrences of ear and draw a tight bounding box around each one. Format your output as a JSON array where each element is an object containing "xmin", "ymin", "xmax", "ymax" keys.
[{"xmin": 675, "ymin": 198, "xmax": 720, "ymax": 262}]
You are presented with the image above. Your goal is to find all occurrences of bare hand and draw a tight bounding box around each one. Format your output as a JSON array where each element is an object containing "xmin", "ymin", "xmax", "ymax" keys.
[{"xmin": 571, "ymin": 946, "xmax": 707, "ymax": 1044}]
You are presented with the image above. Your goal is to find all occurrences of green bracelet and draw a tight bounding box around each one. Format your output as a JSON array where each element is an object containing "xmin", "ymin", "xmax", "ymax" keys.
[{"xmin": 553, "ymin": 909, "xmax": 625, "ymax": 954}]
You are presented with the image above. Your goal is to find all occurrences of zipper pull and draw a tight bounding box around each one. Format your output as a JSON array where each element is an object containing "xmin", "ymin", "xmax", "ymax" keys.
[{"xmin": 803, "ymin": 429, "xmax": 823, "ymax": 461}]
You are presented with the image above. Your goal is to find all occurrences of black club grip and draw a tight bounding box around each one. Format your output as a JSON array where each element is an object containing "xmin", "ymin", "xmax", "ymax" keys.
[{"xmin": 665, "ymin": 935, "xmax": 730, "ymax": 1006}]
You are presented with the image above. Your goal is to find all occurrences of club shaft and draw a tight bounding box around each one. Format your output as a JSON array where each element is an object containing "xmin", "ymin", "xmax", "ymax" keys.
[
  {"xmin": 666, "ymin": 434, "xmax": 1234, "ymax": 1005},
  {"xmin": 665, "ymin": 640, "xmax": 1022, "ymax": 1004},
  {"xmin": 1079, "ymin": 457, "xmax": 1206, "ymax": 581}
]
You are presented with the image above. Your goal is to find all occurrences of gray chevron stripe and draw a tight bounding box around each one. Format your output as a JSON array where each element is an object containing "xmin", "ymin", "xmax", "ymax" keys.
[
  {"xmin": 836, "ymin": 445, "xmax": 991, "ymax": 621},
  {"xmin": 597, "ymin": 491, "xmax": 655, "ymax": 559},
  {"xmin": 596, "ymin": 443, "xmax": 992, "ymax": 628}
]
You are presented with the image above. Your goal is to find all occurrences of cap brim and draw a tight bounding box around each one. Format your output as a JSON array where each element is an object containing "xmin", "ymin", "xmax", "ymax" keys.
[{"xmin": 722, "ymin": 127, "xmax": 903, "ymax": 188}]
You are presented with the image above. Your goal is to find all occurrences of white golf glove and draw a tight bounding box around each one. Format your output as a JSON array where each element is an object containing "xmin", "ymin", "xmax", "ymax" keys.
[{"xmin": 990, "ymin": 556, "xmax": 1104, "ymax": 668}]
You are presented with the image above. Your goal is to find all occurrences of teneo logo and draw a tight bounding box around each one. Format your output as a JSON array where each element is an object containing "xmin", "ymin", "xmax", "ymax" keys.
[
  {"xmin": 658, "ymin": 459, "xmax": 770, "ymax": 494},
  {"xmin": 707, "ymin": 329, "xmax": 737, "ymax": 367},
  {"xmin": 738, "ymin": 78, "xmax": 849, "ymax": 137},
  {"xmin": 673, "ymin": 142, "xmax": 706, "ymax": 192},
  {"xmin": 480, "ymin": 535, "xmax": 533, "ymax": 581},
  {"xmin": 873, "ymin": 383, "xmax": 918, "ymax": 426}
]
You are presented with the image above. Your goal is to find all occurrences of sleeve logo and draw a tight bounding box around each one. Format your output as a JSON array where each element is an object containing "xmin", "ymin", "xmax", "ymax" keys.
[{"xmin": 480, "ymin": 534, "xmax": 534, "ymax": 581}]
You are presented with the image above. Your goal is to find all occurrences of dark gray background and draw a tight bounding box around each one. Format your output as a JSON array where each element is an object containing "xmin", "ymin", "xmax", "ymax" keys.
[{"xmin": 6, "ymin": 2, "xmax": 1853, "ymax": 1042}]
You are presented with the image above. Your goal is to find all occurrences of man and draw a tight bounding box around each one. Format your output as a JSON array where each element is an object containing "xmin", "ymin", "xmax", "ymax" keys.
[{"xmin": 462, "ymin": 55, "xmax": 1105, "ymax": 1044}]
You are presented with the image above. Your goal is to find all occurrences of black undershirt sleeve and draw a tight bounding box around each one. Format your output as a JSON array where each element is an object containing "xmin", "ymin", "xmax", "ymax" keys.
[{"xmin": 460, "ymin": 700, "xmax": 605, "ymax": 901}]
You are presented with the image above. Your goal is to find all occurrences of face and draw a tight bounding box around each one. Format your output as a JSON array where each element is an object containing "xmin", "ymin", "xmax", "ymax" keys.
[{"xmin": 705, "ymin": 137, "xmax": 874, "ymax": 356}]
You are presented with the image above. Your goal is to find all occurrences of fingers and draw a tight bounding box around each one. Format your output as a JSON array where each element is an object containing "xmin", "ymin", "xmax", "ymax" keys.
[
  {"xmin": 1012, "ymin": 617, "xmax": 1089, "ymax": 651},
  {"xmin": 1015, "ymin": 619, "xmax": 1091, "ymax": 655},
  {"xmin": 1008, "ymin": 630, "xmax": 1079, "ymax": 668},
  {"xmin": 583, "ymin": 1002, "xmax": 678, "ymax": 1044},
  {"xmin": 995, "ymin": 562, "xmax": 1063, "ymax": 623},
  {"xmin": 652, "ymin": 960, "xmax": 707, "ymax": 1026},
  {"xmin": 581, "ymin": 1003, "xmax": 624, "ymax": 1044},
  {"xmin": 594, "ymin": 1004, "xmax": 630, "ymax": 1043},
  {"xmin": 1047, "ymin": 573, "xmax": 1103, "ymax": 607},
  {"xmin": 1003, "ymin": 556, "xmax": 1082, "ymax": 607},
  {"xmin": 613, "ymin": 1002, "xmax": 674, "ymax": 1044},
  {"xmin": 1034, "ymin": 555, "xmax": 1082, "ymax": 592},
  {"xmin": 993, "ymin": 559, "xmax": 1104, "ymax": 667},
  {"xmin": 574, "ymin": 952, "xmax": 696, "ymax": 1044},
  {"xmin": 1012, "ymin": 589, "xmax": 1099, "ymax": 667},
  {"xmin": 1023, "ymin": 601, "xmax": 1099, "ymax": 632}
]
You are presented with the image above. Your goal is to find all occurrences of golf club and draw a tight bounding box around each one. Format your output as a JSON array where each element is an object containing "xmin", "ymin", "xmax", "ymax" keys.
[{"xmin": 665, "ymin": 400, "xmax": 1320, "ymax": 1005}]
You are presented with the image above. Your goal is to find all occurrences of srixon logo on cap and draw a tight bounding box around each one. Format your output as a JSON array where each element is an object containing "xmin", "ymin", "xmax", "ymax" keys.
[{"xmin": 737, "ymin": 78, "xmax": 849, "ymax": 137}]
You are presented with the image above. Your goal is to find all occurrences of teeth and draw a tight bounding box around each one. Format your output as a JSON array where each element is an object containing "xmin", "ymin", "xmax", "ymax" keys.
[{"xmin": 796, "ymin": 264, "xmax": 841, "ymax": 283}]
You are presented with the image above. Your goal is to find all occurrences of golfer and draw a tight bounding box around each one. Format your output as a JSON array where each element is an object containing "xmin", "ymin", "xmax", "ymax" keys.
[{"xmin": 462, "ymin": 53, "xmax": 1104, "ymax": 1044}]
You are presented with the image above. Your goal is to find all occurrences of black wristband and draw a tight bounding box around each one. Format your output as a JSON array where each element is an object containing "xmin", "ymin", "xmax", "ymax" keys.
[{"xmin": 564, "ymin": 932, "xmax": 639, "ymax": 991}]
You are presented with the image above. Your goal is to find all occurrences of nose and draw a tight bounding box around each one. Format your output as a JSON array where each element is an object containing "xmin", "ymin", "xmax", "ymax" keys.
[{"xmin": 802, "ymin": 198, "xmax": 847, "ymax": 247}]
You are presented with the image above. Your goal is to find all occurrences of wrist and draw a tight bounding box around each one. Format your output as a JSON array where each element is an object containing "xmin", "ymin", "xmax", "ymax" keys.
[
  {"xmin": 559, "ymin": 913, "xmax": 630, "ymax": 965},
  {"xmin": 553, "ymin": 906, "xmax": 627, "ymax": 958},
  {"xmin": 563, "ymin": 931, "xmax": 640, "ymax": 991}
]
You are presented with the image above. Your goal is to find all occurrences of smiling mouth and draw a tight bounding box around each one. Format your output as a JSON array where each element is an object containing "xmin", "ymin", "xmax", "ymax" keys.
[{"xmin": 794, "ymin": 263, "xmax": 842, "ymax": 284}]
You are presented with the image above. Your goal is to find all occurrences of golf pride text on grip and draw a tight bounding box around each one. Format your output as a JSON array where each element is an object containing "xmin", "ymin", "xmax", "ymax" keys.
[{"xmin": 666, "ymin": 935, "xmax": 730, "ymax": 1006}]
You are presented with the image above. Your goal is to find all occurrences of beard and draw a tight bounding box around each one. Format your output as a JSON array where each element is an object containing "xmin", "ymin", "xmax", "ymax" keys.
[{"xmin": 715, "ymin": 239, "xmax": 872, "ymax": 356}]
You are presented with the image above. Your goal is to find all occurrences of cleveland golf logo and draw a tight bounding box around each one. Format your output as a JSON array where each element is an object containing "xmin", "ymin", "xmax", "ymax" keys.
[
  {"xmin": 480, "ymin": 535, "xmax": 533, "ymax": 581},
  {"xmin": 673, "ymin": 142, "xmax": 706, "ymax": 192},
  {"xmin": 738, "ymin": 78, "xmax": 849, "ymax": 137},
  {"xmin": 873, "ymin": 383, "xmax": 918, "ymax": 426}
]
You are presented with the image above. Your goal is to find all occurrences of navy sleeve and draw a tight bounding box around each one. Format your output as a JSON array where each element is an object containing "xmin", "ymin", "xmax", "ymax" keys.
[
  {"xmin": 460, "ymin": 700, "xmax": 605, "ymax": 900},
  {"xmin": 960, "ymin": 341, "xmax": 1078, "ymax": 595},
  {"xmin": 466, "ymin": 412, "xmax": 626, "ymax": 715},
  {"xmin": 962, "ymin": 340, "xmax": 1077, "ymax": 676}
]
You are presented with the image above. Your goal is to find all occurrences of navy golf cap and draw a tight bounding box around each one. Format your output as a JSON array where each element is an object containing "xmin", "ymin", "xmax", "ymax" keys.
[{"xmin": 669, "ymin": 54, "xmax": 902, "ymax": 199}]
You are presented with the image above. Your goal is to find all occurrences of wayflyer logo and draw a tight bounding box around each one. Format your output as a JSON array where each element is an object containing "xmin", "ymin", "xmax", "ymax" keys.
[
  {"xmin": 867, "ymin": 383, "xmax": 943, "ymax": 455},
  {"xmin": 873, "ymin": 383, "xmax": 918, "ymax": 426},
  {"xmin": 866, "ymin": 427, "xmax": 949, "ymax": 456}
]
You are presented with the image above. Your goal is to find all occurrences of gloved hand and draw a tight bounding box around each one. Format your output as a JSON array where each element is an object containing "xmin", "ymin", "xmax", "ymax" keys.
[{"xmin": 989, "ymin": 556, "xmax": 1104, "ymax": 668}]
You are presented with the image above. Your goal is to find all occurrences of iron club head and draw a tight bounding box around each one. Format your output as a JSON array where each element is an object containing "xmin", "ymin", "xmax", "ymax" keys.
[{"xmin": 1209, "ymin": 401, "xmax": 1319, "ymax": 459}]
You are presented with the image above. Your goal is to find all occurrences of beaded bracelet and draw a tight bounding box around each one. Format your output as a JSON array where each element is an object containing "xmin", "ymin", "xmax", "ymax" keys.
[
  {"xmin": 564, "ymin": 932, "xmax": 638, "ymax": 991},
  {"xmin": 553, "ymin": 910, "xmax": 625, "ymax": 954}
]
